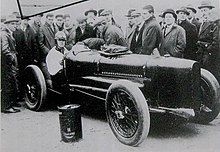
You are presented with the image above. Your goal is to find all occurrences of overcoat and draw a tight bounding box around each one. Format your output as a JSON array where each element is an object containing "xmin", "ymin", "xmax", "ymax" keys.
[
  {"xmin": 178, "ymin": 20, "xmax": 198, "ymax": 60},
  {"xmin": 197, "ymin": 21, "xmax": 220, "ymax": 83},
  {"xmin": 128, "ymin": 16, "xmax": 162, "ymax": 55},
  {"xmin": 75, "ymin": 24, "xmax": 95, "ymax": 43},
  {"xmin": 160, "ymin": 24, "xmax": 186, "ymax": 58},
  {"xmin": 1, "ymin": 27, "xmax": 18, "ymax": 110},
  {"xmin": 103, "ymin": 24, "xmax": 127, "ymax": 46}
]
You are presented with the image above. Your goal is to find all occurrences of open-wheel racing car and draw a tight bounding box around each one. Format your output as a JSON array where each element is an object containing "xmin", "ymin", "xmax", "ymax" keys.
[{"xmin": 23, "ymin": 44, "xmax": 220, "ymax": 146}]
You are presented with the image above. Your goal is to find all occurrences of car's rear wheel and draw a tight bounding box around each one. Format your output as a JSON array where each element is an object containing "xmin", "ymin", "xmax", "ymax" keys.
[
  {"xmin": 106, "ymin": 80, "xmax": 150, "ymax": 146},
  {"xmin": 24, "ymin": 65, "xmax": 47, "ymax": 111},
  {"xmin": 194, "ymin": 69, "xmax": 220, "ymax": 124}
]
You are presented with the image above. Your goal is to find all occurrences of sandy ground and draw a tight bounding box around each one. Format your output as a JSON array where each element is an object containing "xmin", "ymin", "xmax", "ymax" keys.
[{"xmin": 1, "ymin": 104, "xmax": 220, "ymax": 152}]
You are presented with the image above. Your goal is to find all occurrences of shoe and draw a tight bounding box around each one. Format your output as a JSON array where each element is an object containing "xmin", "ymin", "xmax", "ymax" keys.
[
  {"xmin": 3, "ymin": 107, "xmax": 20, "ymax": 113},
  {"xmin": 12, "ymin": 102, "xmax": 22, "ymax": 107}
]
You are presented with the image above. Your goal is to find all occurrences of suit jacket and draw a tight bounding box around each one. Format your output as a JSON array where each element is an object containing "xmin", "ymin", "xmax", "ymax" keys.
[
  {"xmin": 103, "ymin": 24, "xmax": 127, "ymax": 46},
  {"xmin": 128, "ymin": 16, "xmax": 162, "ymax": 55},
  {"xmin": 160, "ymin": 24, "xmax": 186, "ymax": 58},
  {"xmin": 38, "ymin": 22, "xmax": 57, "ymax": 62},
  {"xmin": 75, "ymin": 24, "xmax": 95, "ymax": 43},
  {"xmin": 178, "ymin": 20, "xmax": 198, "ymax": 60},
  {"xmin": 64, "ymin": 25, "xmax": 76, "ymax": 50}
]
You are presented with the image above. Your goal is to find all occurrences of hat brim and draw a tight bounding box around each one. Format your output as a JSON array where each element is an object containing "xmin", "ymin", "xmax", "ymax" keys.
[
  {"xmin": 198, "ymin": 5, "xmax": 215, "ymax": 9},
  {"xmin": 85, "ymin": 10, "xmax": 97, "ymax": 16},
  {"xmin": 162, "ymin": 12, "xmax": 177, "ymax": 19},
  {"xmin": 186, "ymin": 7, "xmax": 197, "ymax": 13},
  {"xmin": 176, "ymin": 10, "xmax": 190, "ymax": 15}
]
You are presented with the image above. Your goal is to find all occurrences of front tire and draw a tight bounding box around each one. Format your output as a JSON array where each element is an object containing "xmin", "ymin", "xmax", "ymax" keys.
[
  {"xmin": 24, "ymin": 65, "xmax": 47, "ymax": 111},
  {"xmin": 194, "ymin": 69, "xmax": 220, "ymax": 124},
  {"xmin": 106, "ymin": 80, "xmax": 150, "ymax": 146}
]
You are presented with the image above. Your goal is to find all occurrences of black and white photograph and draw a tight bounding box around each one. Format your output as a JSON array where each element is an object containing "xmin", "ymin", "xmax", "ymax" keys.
[{"xmin": 1, "ymin": 0, "xmax": 220, "ymax": 151}]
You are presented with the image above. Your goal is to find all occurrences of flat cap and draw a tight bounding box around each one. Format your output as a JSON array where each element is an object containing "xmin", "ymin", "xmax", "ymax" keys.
[
  {"xmin": 76, "ymin": 15, "xmax": 87, "ymax": 23},
  {"xmin": 99, "ymin": 9, "xmax": 112, "ymax": 16}
]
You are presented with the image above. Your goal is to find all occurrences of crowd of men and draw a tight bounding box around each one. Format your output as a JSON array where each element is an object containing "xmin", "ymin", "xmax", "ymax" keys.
[{"xmin": 1, "ymin": 0, "xmax": 219, "ymax": 113}]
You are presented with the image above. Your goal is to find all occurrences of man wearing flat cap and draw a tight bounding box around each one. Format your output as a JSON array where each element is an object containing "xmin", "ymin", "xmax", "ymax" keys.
[
  {"xmin": 185, "ymin": 4, "xmax": 201, "ymax": 31},
  {"xmin": 75, "ymin": 15, "xmax": 95, "ymax": 43},
  {"xmin": 196, "ymin": 0, "xmax": 220, "ymax": 83},
  {"xmin": 1, "ymin": 15, "xmax": 21, "ymax": 113},
  {"xmin": 176, "ymin": 7, "xmax": 198, "ymax": 60},
  {"xmin": 160, "ymin": 9, "xmax": 186, "ymax": 58},
  {"xmin": 130, "ymin": 5, "xmax": 162, "ymax": 55}
]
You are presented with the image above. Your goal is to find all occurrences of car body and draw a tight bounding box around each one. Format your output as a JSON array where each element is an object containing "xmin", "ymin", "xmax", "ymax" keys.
[{"xmin": 24, "ymin": 47, "xmax": 220, "ymax": 146}]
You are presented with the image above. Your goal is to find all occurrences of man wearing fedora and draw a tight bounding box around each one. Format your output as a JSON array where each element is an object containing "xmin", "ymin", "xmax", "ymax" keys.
[
  {"xmin": 176, "ymin": 7, "xmax": 198, "ymax": 60},
  {"xmin": 160, "ymin": 9, "xmax": 186, "ymax": 58},
  {"xmin": 1, "ymin": 15, "xmax": 21, "ymax": 113},
  {"xmin": 124, "ymin": 9, "xmax": 136, "ymax": 41},
  {"xmin": 185, "ymin": 4, "xmax": 201, "ymax": 31},
  {"xmin": 196, "ymin": 0, "xmax": 220, "ymax": 83}
]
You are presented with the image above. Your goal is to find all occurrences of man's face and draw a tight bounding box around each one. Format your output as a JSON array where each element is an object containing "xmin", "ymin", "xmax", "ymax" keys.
[
  {"xmin": 78, "ymin": 21, "xmax": 86, "ymax": 29},
  {"xmin": 200, "ymin": 7, "xmax": 211, "ymax": 20},
  {"xmin": 177, "ymin": 11, "xmax": 186, "ymax": 21},
  {"xmin": 87, "ymin": 12, "xmax": 96, "ymax": 19},
  {"xmin": 102, "ymin": 13, "xmax": 112, "ymax": 23},
  {"xmin": 46, "ymin": 16, "xmax": 54, "ymax": 26},
  {"xmin": 186, "ymin": 9, "xmax": 194, "ymax": 20},
  {"xmin": 22, "ymin": 19, "xmax": 29, "ymax": 27},
  {"xmin": 64, "ymin": 17, "xmax": 71, "ymax": 27},
  {"xmin": 141, "ymin": 9, "xmax": 152, "ymax": 21},
  {"xmin": 165, "ymin": 13, "xmax": 175, "ymax": 25},
  {"xmin": 133, "ymin": 15, "xmax": 143, "ymax": 25},
  {"xmin": 128, "ymin": 16, "xmax": 135, "ymax": 26},
  {"xmin": 34, "ymin": 15, "xmax": 42, "ymax": 24},
  {"xmin": 57, "ymin": 39, "xmax": 66, "ymax": 48},
  {"xmin": 56, "ymin": 17, "xmax": 64, "ymax": 28},
  {"xmin": 7, "ymin": 21, "xmax": 18, "ymax": 32},
  {"xmin": 97, "ymin": 21, "xmax": 106, "ymax": 32}
]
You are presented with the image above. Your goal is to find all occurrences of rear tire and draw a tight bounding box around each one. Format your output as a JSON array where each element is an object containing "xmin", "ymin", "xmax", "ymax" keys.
[
  {"xmin": 194, "ymin": 69, "xmax": 220, "ymax": 124},
  {"xmin": 24, "ymin": 65, "xmax": 47, "ymax": 111},
  {"xmin": 106, "ymin": 80, "xmax": 150, "ymax": 146}
]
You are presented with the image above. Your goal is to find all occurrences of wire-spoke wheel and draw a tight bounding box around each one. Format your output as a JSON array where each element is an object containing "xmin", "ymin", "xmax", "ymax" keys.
[
  {"xmin": 106, "ymin": 80, "xmax": 150, "ymax": 146},
  {"xmin": 24, "ymin": 65, "xmax": 47, "ymax": 111}
]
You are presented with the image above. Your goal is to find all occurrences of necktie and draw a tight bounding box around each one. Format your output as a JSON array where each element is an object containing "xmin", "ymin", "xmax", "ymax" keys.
[{"xmin": 135, "ymin": 25, "xmax": 140, "ymax": 41}]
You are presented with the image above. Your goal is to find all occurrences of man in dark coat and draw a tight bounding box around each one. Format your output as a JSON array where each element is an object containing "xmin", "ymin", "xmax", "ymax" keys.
[
  {"xmin": 185, "ymin": 4, "xmax": 201, "ymax": 31},
  {"xmin": 176, "ymin": 7, "xmax": 198, "ymax": 60},
  {"xmin": 63, "ymin": 14, "xmax": 76, "ymax": 50},
  {"xmin": 31, "ymin": 14, "xmax": 43, "ymax": 64},
  {"xmin": 75, "ymin": 16, "xmax": 95, "ymax": 43},
  {"xmin": 160, "ymin": 9, "xmax": 186, "ymax": 58},
  {"xmin": 1, "ymin": 15, "xmax": 20, "ymax": 113},
  {"xmin": 196, "ymin": 1, "xmax": 220, "ymax": 83},
  {"xmin": 19, "ymin": 17, "xmax": 38, "ymax": 69},
  {"xmin": 129, "ymin": 5, "xmax": 162, "ymax": 55},
  {"xmin": 38, "ymin": 13, "xmax": 57, "ymax": 87}
]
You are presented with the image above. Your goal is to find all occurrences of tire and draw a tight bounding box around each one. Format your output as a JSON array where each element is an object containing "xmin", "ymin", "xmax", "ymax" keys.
[
  {"xmin": 105, "ymin": 80, "xmax": 150, "ymax": 146},
  {"xmin": 194, "ymin": 69, "xmax": 220, "ymax": 124},
  {"xmin": 24, "ymin": 65, "xmax": 47, "ymax": 111}
]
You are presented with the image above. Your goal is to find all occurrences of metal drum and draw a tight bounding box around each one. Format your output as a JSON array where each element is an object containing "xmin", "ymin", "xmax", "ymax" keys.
[{"xmin": 58, "ymin": 104, "xmax": 82, "ymax": 142}]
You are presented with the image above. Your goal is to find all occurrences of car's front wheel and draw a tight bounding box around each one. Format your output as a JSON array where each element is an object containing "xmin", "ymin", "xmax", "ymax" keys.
[
  {"xmin": 24, "ymin": 65, "xmax": 47, "ymax": 111},
  {"xmin": 106, "ymin": 80, "xmax": 150, "ymax": 146},
  {"xmin": 194, "ymin": 69, "xmax": 220, "ymax": 124}
]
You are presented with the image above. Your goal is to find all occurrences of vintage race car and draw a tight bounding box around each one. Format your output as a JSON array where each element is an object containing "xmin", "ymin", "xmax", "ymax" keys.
[{"xmin": 23, "ymin": 45, "xmax": 220, "ymax": 146}]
